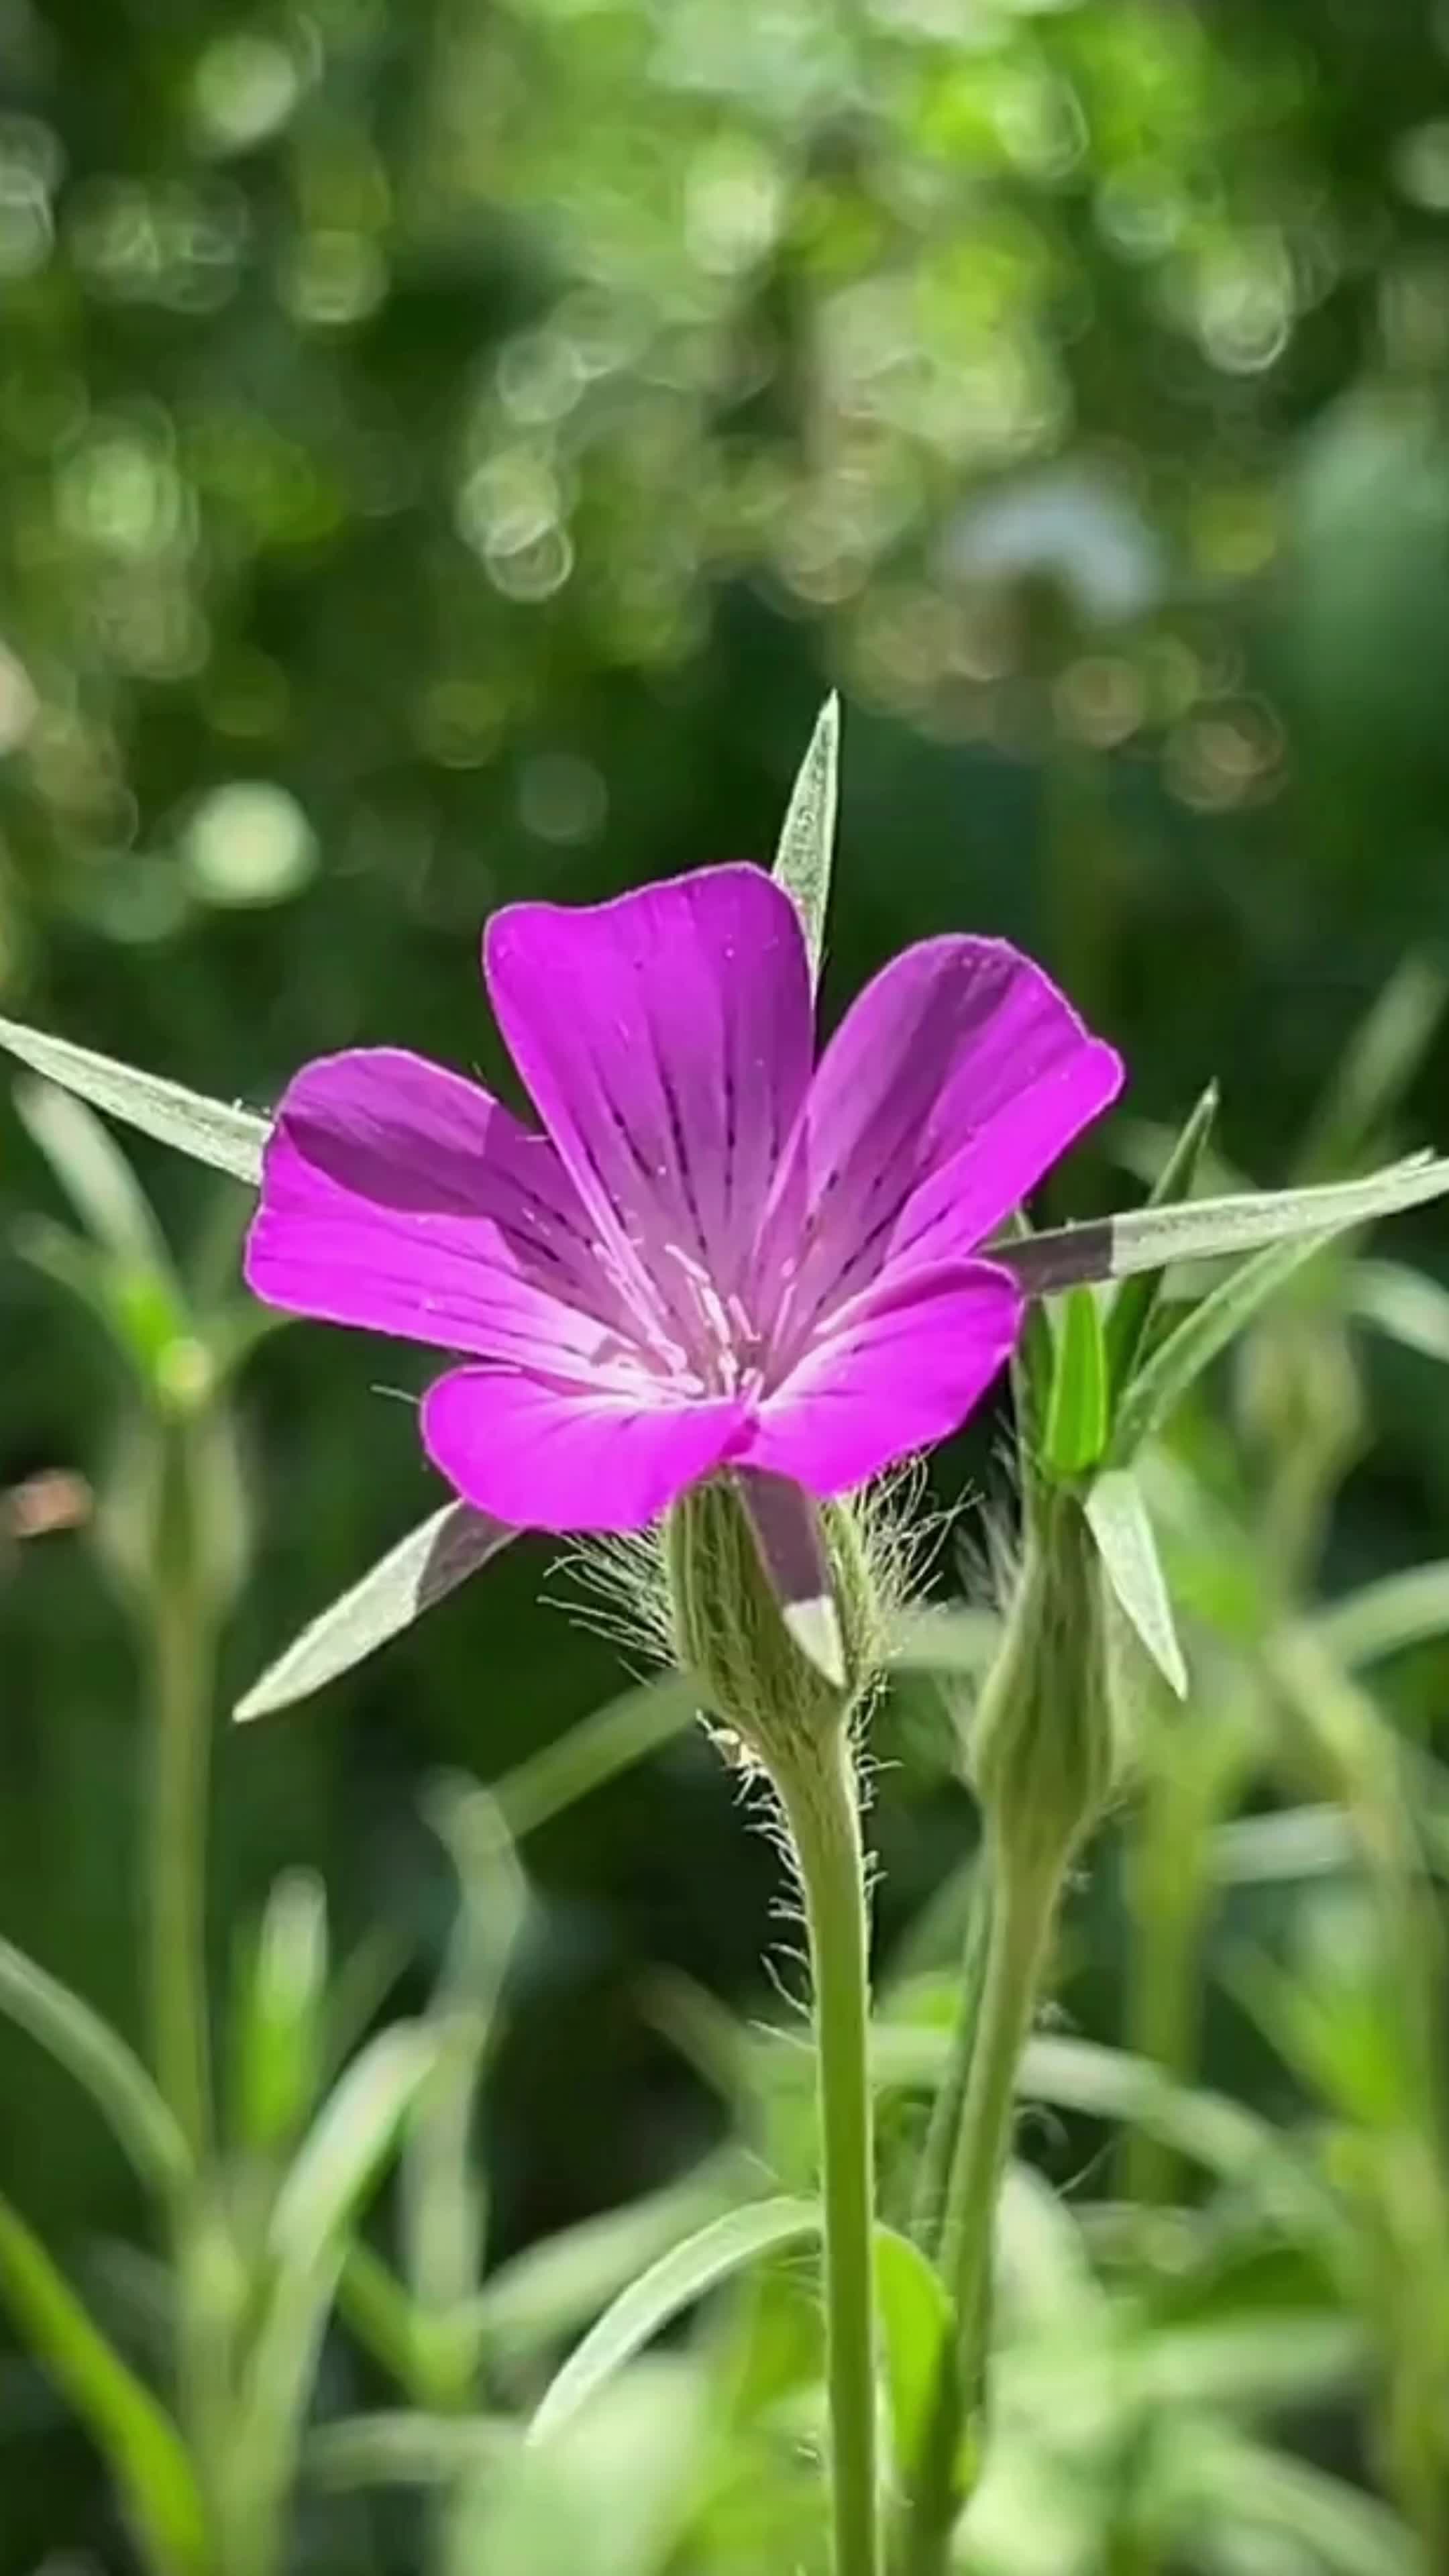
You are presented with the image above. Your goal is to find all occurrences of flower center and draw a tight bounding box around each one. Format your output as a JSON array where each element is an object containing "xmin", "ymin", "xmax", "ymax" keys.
[{"xmin": 657, "ymin": 1242, "xmax": 768, "ymax": 1402}]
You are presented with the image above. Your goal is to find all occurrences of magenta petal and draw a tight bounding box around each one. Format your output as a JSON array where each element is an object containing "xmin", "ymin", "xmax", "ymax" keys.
[
  {"xmin": 484, "ymin": 866, "xmax": 813, "ymax": 1330},
  {"xmin": 742, "ymin": 1260, "xmax": 1023, "ymax": 1495},
  {"xmin": 421, "ymin": 1368, "xmax": 748, "ymax": 1534},
  {"xmin": 246, "ymin": 1048, "xmax": 633, "ymax": 1372},
  {"xmin": 757, "ymin": 938, "xmax": 1122, "ymax": 1344}
]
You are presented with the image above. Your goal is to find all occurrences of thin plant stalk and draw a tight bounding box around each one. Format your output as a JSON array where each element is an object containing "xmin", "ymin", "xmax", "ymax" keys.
[
  {"xmin": 900, "ymin": 1837, "xmax": 1065, "ymax": 2576},
  {"xmin": 774, "ymin": 1732, "xmax": 880, "ymax": 2576},
  {"xmin": 910, "ymin": 1864, "xmax": 990, "ymax": 2256},
  {"xmin": 146, "ymin": 1428, "xmax": 215, "ymax": 2174}
]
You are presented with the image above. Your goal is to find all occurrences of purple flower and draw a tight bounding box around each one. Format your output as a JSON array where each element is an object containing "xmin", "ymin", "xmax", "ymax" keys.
[{"xmin": 245, "ymin": 866, "xmax": 1122, "ymax": 1534}]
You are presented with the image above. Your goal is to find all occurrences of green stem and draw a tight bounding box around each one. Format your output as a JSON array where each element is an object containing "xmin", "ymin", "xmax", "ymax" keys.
[
  {"xmin": 910, "ymin": 1863, "xmax": 990, "ymax": 2257},
  {"xmin": 146, "ymin": 1438, "xmax": 213, "ymax": 2172},
  {"xmin": 775, "ymin": 1732, "xmax": 879, "ymax": 2576},
  {"xmin": 899, "ymin": 1839, "xmax": 1064, "ymax": 2576}
]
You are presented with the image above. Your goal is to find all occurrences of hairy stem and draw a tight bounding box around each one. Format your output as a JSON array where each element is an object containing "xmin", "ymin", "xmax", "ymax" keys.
[{"xmin": 775, "ymin": 1732, "xmax": 879, "ymax": 2576}]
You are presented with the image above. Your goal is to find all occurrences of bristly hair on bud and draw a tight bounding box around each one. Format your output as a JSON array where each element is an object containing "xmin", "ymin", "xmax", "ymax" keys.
[{"xmin": 553, "ymin": 1466, "xmax": 934, "ymax": 1783}]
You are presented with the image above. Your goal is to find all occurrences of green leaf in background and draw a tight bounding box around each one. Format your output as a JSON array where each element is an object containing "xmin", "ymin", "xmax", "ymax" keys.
[
  {"xmin": 0, "ymin": 1013, "xmax": 268, "ymax": 1186},
  {"xmin": 271, "ymin": 2025, "xmax": 440, "ymax": 2275},
  {"xmin": 1185, "ymin": 2430, "xmax": 1419, "ymax": 2576},
  {"xmin": 13, "ymin": 1077, "xmax": 175, "ymax": 1276},
  {"xmin": 230, "ymin": 2026, "xmax": 442, "ymax": 2569},
  {"xmin": 494, "ymin": 1674, "xmax": 698, "ymax": 1839},
  {"xmin": 1085, "ymin": 1468, "xmax": 1188, "ymax": 1699},
  {"xmin": 1308, "ymin": 1558, "xmax": 1449, "ymax": 1669},
  {"xmin": 1042, "ymin": 1284, "xmax": 1108, "ymax": 1478},
  {"xmin": 873, "ymin": 2224, "xmax": 951, "ymax": 2481},
  {"xmin": 472, "ymin": 2159, "xmax": 745, "ymax": 2366},
  {"xmin": 1002, "ymin": 1152, "xmax": 1449, "ymax": 1297},
  {"xmin": 234, "ymin": 1499, "xmax": 516, "ymax": 1721},
  {"xmin": 232, "ymin": 1870, "xmax": 331, "ymax": 2155},
  {"xmin": 1347, "ymin": 1256, "xmax": 1449, "ymax": 1363},
  {"xmin": 1110, "ymin": 1234, "xmax": 1330, "ymax": 1462},
  {"xmin": 0, "ymin": 1935, "xmax": 191, "ymax": 2198},
  {"xmin": 527, "ymin": 2195, "xmax": 820, "ymax": 2446},
  {"xmin": 305, "ymin": 2410, "xmax": 514, "ymax": 2493},
  {"xmin": 771, "ymin": 692, "xmax": 839, "ymax": 990},
  {"xmin": 0, "ymin": 2194, "xmax": 207, "ymax": 2576},
  {"xmin": 1104, "ymin": 1078, "xmax": 1219, "ymax": 1391}
]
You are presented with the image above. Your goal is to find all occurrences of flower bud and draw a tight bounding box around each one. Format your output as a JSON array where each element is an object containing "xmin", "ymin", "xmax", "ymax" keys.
[
  {"xmin": 968, "ymin": 1491, "xmax": 1129, "ymax": 1880},
  {"xmin": 663, "ymin": 1474, "xmax": 886, "ymax": 1774}
]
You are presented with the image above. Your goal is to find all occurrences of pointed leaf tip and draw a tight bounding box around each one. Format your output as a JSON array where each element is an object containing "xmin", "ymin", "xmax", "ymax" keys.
[
  {"xmin": 0, "ymin": 1012, "xmax": 268, "ymax": 1187},
  {"xmin": 235, "ymin": 1501, "xmax": 515, "ymax": 1721},
  {"xmin": 772, "ymin": 692, "xmax": 840, "ymax": 989},
  {"xmin": 1085, "ymin": 1468, "xmax": 1187, "ymax": 1699},
  {"xmin": 1004, "ymin": 1151, "xmax": 1449, "ymax": 1297}
]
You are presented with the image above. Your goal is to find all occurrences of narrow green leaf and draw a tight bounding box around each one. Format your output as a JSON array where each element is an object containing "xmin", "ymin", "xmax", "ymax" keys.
[
  {"xmin": 13, "ymin": 1077, "xmax": 174, "ymax": 1274},
  {"xmin": 1191, "ymin": 2431, "xmax": 1418, "ymax": 2576},
  {"xmin": 235, "ymin": 1501, "xmax": 515, "ymax": 1721},
  {"xmin": 0, "ymin": 1013, "xmax": 268, "ymax": 1185},
  {"xmin": 337, "ymin": 2243, "xmax": 435, "ymax": 2401},
  {"xmin": 1348, "ymin": 1256, "xmax": 1449, "ymax": 1364},
  {"xmin": 1309, "ymin": 1558, "xmax": 1449, "ymax": 1669},
  {"xmin": 233, "ymin": 2027, "xmax": 441, "ymax": 2561},
  {"xmin": 0, "ymin": 1935, "xmax": 190, "ymax": 2196},
  {"xmin": 772, "ymin": 692, "xmax": 839, "ymax": 989},
  {"xmin": 1110, "ymin": 1233, "xmax": 1328, "ymax": 1462},
  {"xmin": 1042, "ymin": 1285, "xmax": 1108, "ymax": 1478},
  {"xmin": 305, "ymin": 2410, "xmax": 514, "ymax": 2493},
  {"xmin": 528, "ymin": 2196, "xmax": 819, "ymax": 2445},
  {"xmin": 472, "ymin": 2161, "xmax": 742, "ymax": 2363},
  {"xmin": 1104, "ymin": 1079, "xmax": 1219, "ymax": 1390},
  {"xmin": 494, "ymin": 1674, "xmax": 696, "ymax": 1840},
  {"xmin": 272, "ymin": 2025, "xmax": 439, "ymax": 2271},
  {"xmin": 233, "ymin": 1870, "xmax": 330, "ymax": 2153},
  {"xmin": 873, "ymin": 2224, "xmax": 951, "ymax": 2479},
  {"xmin": 1001, "ymin": 1152, "xmax": 1449, "ymax": 1297},
  {"xmin": 1209, "ymin": 1804, "xmax": 1358, "ymax": 1886},
  {"xmin": 1084, "ymin": 1468, "xmax": 1187, "ymax": 1698},
  {"xmin": 0, "ymin": 2193, "xmax": 207, "ymax": 2575}
]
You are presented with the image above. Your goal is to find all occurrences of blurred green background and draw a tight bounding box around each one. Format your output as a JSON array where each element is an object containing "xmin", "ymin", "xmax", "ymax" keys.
[{"xmin": 5, "ymin": 0, "xmax": 1449, "ymax": 2566}]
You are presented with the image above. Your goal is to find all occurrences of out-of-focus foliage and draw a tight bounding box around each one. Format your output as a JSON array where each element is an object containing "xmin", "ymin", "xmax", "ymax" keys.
[{"xmin": 5, "ymin": 0, "xmax": 1449, "ymax": 2568}]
